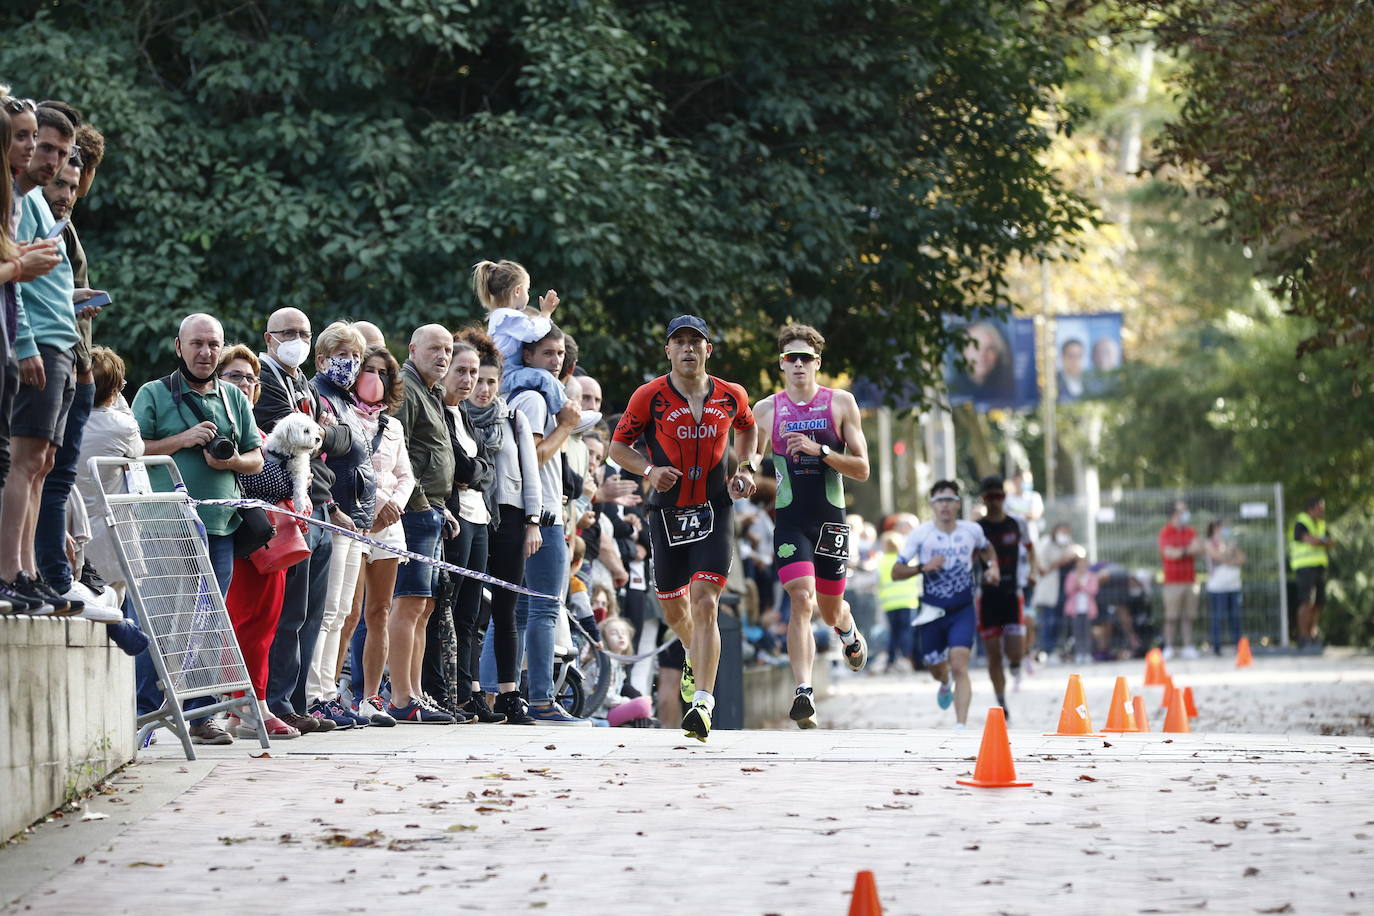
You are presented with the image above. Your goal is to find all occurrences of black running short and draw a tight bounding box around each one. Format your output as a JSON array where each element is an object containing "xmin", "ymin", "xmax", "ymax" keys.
[
  {"xmin": 976, "ymin": 589, "xmax": 1026, "ymax": 638},
  {"xmin": 648, "ymin": 497, "xmax": 733, "ymax": 599},
  {"xmin": 773, "ymin": 505, "xmax": 848, "ymax": 590}
]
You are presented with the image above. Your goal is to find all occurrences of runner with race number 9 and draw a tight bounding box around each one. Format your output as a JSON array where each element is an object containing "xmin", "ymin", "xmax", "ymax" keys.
[{"xmin": 750, "ymin": 323, "xmax": 871, "ymax": 729}]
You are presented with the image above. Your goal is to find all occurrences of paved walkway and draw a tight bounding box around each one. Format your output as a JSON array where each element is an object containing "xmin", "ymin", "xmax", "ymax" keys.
[{"xmin": 4, "ymin": 654, "xmax": 1373, "ymax": 914}]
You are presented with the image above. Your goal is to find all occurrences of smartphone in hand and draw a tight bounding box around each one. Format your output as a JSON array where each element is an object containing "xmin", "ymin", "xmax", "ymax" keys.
[
  {"xmin": 45, "ymin": 219, "xmax": 69, "ymax": 240},
  {"xmin": 75, "ymin": 292, "xmax": 111, "ymax": 314}
]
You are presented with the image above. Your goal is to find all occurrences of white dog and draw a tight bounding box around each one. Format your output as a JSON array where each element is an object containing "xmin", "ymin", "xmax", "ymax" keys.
[{"xmin": 263, "ymin": 412, "xmax": 323, "ymax": 512}]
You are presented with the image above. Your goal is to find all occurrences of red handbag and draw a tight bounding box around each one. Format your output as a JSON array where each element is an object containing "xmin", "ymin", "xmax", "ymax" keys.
[{"xmin": 250, "ymin": 499, "xmax": 312, "ymax": 574}]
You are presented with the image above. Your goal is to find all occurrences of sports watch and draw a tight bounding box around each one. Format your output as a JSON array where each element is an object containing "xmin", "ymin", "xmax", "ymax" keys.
[{"xmin": 818, "ymin": 444, "xmax": 832, "ymax": 459}]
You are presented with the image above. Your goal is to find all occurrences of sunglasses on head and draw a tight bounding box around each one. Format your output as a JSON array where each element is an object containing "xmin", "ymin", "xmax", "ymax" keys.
[
  {"xmin": 782, "ymin": 352, "xmax": 817, "ymax": 365},
  {"xmin": 2, "ymin": 97, "xmax": 37, "ymax": 115}
]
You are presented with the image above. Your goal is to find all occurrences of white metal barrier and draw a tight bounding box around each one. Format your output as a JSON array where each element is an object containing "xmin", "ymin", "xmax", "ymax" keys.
[{"xmin": 90, "ymin": 456, "xmax": 268, "ymax": 760}]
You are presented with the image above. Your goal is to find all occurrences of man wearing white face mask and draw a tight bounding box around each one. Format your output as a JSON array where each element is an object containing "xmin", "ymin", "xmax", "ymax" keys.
[
  {"xmin": 1033, "ymin": 522, "xmax": 1080, "ymax": 660},
  {"xmin": 255, "ymin": 307, "xmax": 353, "ymax": 734},
  {"xmin": 1159, "ymin": 501, "xmax": 1202, "ymax": 660}
]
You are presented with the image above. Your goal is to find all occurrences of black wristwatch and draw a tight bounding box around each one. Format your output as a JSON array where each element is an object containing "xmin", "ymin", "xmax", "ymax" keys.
[{"xmin": 818, "ymin": 444, "xmax": 832, "ymax": 459}]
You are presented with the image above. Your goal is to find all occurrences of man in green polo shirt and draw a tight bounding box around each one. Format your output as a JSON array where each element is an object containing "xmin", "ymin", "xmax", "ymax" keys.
[
  {"xmin": 130, "ymin": 313, "xmax": 263, "ymax": 745},
  {"xmin": 132, "ymin": 313, "xmax": 264, "ymax": 594}
]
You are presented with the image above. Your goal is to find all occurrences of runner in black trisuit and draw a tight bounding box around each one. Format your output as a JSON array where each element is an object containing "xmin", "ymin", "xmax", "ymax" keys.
[
  {"xmin": 609, "ymin": 315, "xmax": 758, "ymax": 741},
  {"xmin": 750, "ymin": 324, "xmax": 871, "ymax": 728},
  {"xmin": 974, "ymin": 475, "xmax": 1035, "ymax": 724}
]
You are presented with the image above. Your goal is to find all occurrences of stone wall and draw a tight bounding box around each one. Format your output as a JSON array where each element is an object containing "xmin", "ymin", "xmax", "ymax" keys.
[{"xmin": 2, "ymin": 616, "xmax": 135, "ymax": 841}]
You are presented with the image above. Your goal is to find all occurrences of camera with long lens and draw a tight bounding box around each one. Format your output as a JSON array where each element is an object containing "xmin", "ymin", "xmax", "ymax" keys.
[{"xmin": 205, "ymin": 435, "xmax": 236, "ymax": 461}]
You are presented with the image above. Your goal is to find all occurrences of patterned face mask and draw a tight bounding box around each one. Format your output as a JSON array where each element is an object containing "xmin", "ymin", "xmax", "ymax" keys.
[{"xmin": 323, "ymin": 355, "xmax": 361, "ymax": 389}]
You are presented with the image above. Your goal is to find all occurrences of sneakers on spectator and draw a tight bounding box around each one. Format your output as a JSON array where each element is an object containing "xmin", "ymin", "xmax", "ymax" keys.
[
  {"xmin": 279, "ymin": 712, "xmax": 322, "ymax": 734},
  {"xmin": 189, "ymin": 719, "xmax": 233, "ymax": 745},
  {"xmin": 355, "ymin": 695, "xmax": 397, "ymax": 727},
  {"xmin": 421, "ymin": 692, "xmax": 473, "ymax": 724},
  {"xmin": 0, "ymin": 578, "xmax": 49, "ymax": 614},
  {"xmin": 527, "ymin": 703, "xmax": 592, "ymax": 726},
  {"xmin": 65, "ymin": 583, "xmax": 122, "ymax": 623},
  {"xmin": 25, "ymin": 574, "xmax": 75, "ymax": 615},
  {"xmin": 230, "ymin": 715, "xmax": 301, "ymax": 740},
  {"xmin": 936, "ymin": 678, "xmax": 954, "ymax": 710},
  {"xmin": 681, "ymin": 701, "xmax": 712, "ymax": 742},
  {"xmin": 1180, "ymin": 646, "xmax": 1201, "ymax": 660},
  {"xmin": 494, "ymin": 691, "xmax": 536, "ymax": 725},
  {"xmin": 309, "ymin": 698, "xmax": 354, "ymax": 730},
  {"xmin": 1162, "ymin": 646, "xmax": 1176, "ymax": 661},
  {"xmin": 79, "ymin": 560, "xmax": 108, "ymax": 594},
  {"xmin": 462, "ymin": 692, "xmax": 506, "ymax": 724},
  {"xmin": 789, "ymin": 686, "xmax": 818, "ymax": 729},
  {"xmin": 328, "ymin": 697, "xmax": 370, "ymax": 728},
  {"xmin": 679, "ymin": 659, "xmax": 696, "ymax": 704},
  {"xmin": 387, "ymin": 697, "xmax": 456, "ymax": 724},
  {"xmin": 840, "ymin": 629, "xmax": 869, "ymax": 672}
]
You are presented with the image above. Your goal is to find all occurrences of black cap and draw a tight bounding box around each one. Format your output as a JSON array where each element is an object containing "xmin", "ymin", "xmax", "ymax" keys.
[
  {"xmin": 665, "ymin": 315, "xmax": 710, "ymax": 343},
  {"xmin": 980, "ymin": 475, "xmax": 1005, "ymax": 494}
]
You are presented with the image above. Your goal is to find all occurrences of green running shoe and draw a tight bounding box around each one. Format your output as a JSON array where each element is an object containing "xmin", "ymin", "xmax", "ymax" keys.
[
  {"xmin": 681, "ymin": 702, "xmax": 712, "ymax": 742},
  {"xmin": 680, "ymin": 658, "xmax": 696, "ymax": 704}
]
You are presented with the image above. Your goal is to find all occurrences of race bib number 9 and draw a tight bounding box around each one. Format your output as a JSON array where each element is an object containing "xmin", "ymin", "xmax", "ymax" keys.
[
  {"xmin": 815, "ymin": 522, "xmax": 851, "ymax": 561},
  {"xmin": 662, "ymin": 503, "xmax": 714, "ymax": 547}
]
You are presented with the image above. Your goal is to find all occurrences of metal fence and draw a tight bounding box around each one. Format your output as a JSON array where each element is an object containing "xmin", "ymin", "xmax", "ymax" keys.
[
  {"xmin": 1038, "ymin": 483, "xmax": 1288, "ymax": 649},
  {"xmin": 91, "ymin": 456, "xmax": 266, "ymax": 759}
]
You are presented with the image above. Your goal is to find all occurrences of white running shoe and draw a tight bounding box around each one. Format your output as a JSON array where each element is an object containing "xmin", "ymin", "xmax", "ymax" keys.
[
  {"xmin": 1181, "ymin": 646, "xmax": 1201, "ymax": 660},
  {"xmin": 1162, "ymin": 646, "xmax": 1176, "ymax": 661}
]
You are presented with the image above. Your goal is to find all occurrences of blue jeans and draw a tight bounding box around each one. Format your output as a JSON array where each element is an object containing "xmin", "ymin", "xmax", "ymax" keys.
[
  {"xmin": 36, "ymin": 380, "xmax": 94, "ymax": 592},
  {"xmin": 1037, "ymin": 603, "xmax": 1062, "ymax": 655},
  {"xmin": 135, "ymin": 532, "xmax": 234, "ymax": 725},
  {"xmin": 1208, "ymin": 591, "xmax": 1242, "ymax": 651},
  {"xmin": 266, "ymin": 505, "xmax": 331, "ymax": 717},
  {"xmin": 518, "ymin": 523, "xmax": 566, "ymax": 704},
  {"xmin": 884, "ymin": 608, "xmax": 911, "ymax": 664}
]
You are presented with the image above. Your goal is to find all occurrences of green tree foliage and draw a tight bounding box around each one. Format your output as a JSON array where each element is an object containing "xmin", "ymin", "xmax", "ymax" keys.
[
  {"xmin": 1101, "ymin": 309, "xmax": 1374, "ymax": 506},
  {"xmin": 0, "ymin": 1, "xmax": 1087, "ymax": 398},
  {"xmin": 1120, "ymin": 1, "xmax": 1374, "ymax": 387}
]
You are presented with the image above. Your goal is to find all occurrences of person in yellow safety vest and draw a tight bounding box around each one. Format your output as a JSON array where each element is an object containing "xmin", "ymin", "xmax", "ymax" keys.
[
  {"xmin": 1290, "ymin": 495, "xmax": 1333, "ymax": 648},
  {"xmin": 877, "ymin": 531, "xmax": 922, "ymax": 671}
]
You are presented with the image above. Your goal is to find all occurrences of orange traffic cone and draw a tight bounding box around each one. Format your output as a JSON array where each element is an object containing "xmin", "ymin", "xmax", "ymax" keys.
[
  {"xmin": 1101, "ymin": 676, "xmax": 1138, "ymax": 733},
  {"xmin": 1236, "ymin": 636, "xmax": 1253, "ymax": 668},
  {"xmin": 848, "ymin": 870, "xmax": 882, "ymax": 916},
  {"xmin": 1163, "ymin": 686, "xmax": 1191, "ymax": 733},
  {"xmin": 1132, "ymin": 695, "xmax": 1150, "ymax": 732},
  {"xmin": 957, "ymin": 708, "xmax": 1032, "ymax": 788},
  {"xmin": 1144, "ymin": 648, "xmax": 1168, "ymax": 685},
  {"xmin": 1044, "ymin": 674, "xmax": 1102, "ymax": 737},
  {"xmin": 1159, "ymin": 676, "xmax": 1176, "ymax": 709},
  {"xmin": 1183, "ymin": 686, "xmax": 1198, "ymax": 718}
]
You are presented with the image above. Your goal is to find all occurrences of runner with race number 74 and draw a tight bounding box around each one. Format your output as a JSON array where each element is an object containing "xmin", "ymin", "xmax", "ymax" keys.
[{"xmin": 609, "ymin": 315, "xmax": 758, "ymax": 742}]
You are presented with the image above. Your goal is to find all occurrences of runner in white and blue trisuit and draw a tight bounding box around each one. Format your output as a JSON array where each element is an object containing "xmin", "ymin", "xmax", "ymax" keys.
[{"xmin": 891, "ymin": 479, "xmax": 1000, "ymax": 729}]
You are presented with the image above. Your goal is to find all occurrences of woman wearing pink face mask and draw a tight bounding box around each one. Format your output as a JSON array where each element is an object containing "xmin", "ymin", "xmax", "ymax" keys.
[{"xmin": 337, "ymin": 344, "xmax": 413, "ymax": 725}]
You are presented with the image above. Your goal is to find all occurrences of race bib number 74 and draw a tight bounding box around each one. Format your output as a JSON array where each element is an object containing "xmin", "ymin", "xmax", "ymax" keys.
[{"xmin": 661, "ymin": 503, "xmax": 714, "ymax": 547}]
